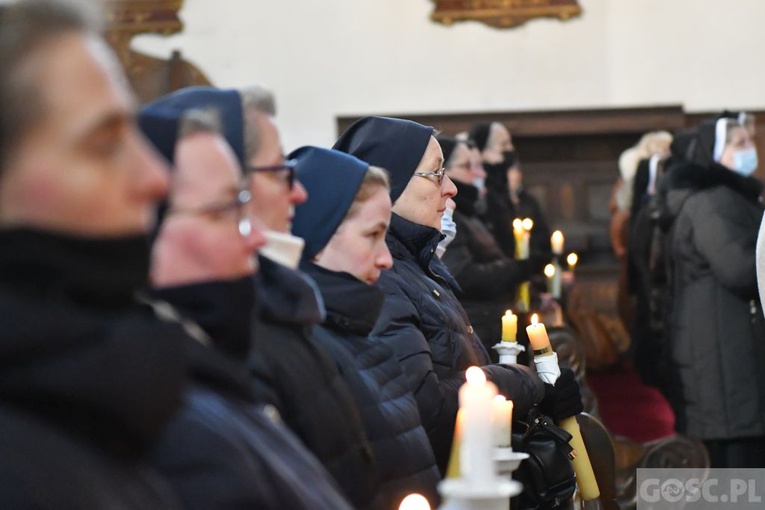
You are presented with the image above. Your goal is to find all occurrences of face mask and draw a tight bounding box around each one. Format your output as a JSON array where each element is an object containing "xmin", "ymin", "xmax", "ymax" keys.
[
  {"xmin": 436, "ymin": 208, "xmax": 457, "ymax": 258},
  {"xmin": 473, "ymin": 177, "xmax": 485, "ymax": 192},
  {"xmin": 502, "ymin": 150, "xmax": 517, "ymax": 168},
  {"xmin": 732, "ymin": 148, "xmax": 758, "ymax": 177},
  {"xmin": 482, "ymin": 150, "xmax": 517, "ymax": 178}
]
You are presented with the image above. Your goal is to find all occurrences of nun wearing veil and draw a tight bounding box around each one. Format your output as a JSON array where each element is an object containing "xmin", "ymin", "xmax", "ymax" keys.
[
  {"xmin": 666, "ymin": 117, "xmax": 765, "ymax": 468},
  {"xmin": 334, "ymin": 117, "xmax": 546, "ymax": 475}
]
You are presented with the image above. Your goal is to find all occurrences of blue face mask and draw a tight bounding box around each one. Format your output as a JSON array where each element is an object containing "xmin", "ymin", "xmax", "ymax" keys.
[
  {"xmin": 473, "ymin": 177, "xmax": 485, "ymax": 192},
  {"xmin": 732, "ymin": 148, "xmax": 758, "ymax": 177}
]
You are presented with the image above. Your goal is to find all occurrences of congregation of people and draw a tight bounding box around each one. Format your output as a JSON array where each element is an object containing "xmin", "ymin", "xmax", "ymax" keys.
[{"xmin": 2, "ymin": 1, "xmax": 765, "ymax": 509}]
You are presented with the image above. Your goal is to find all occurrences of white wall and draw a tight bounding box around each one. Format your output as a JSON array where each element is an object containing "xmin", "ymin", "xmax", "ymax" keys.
[{"xmin": 133, "ymin": 0, "xmax": 765, "ymax": 152}]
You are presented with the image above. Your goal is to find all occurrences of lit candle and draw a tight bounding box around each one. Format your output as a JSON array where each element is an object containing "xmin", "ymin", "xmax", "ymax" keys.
[
  {"xmin": 544, "ymin": 264, "xmax": 555, "ymax": 294},
  {"xmin": 398, "ymin": 493, "xmax": 431, "ymax": 510},
  {"xmin": 525, "ymin": 315, "xmax": 601, "ymax": 501},
  {"xmin": 458, "ymin": 367, "xmax": 498, "ymax": 485},
  {"xmin": 501, "ymin": 310, "xmax": 518, "ymax": 342},
  {"xmin": 493, "ymin": 395, "xmax": 513, "ymax": 448},
  {"xmin": 567, "ymin": 252, "xmax": 578, "ymax": 273},
  {"xmin": 551, "ymin": 230, "xmax": 564, "ymax": 255},
  {"xmin": 512, "ymin": 219, "xmax": 525, "ymax": 260},
  {"xmin": 521, "ymin": 218, "xmax": 534, "ymax": 232},
  {"xmin": 445, "ymin": 409, "xmax": 465, "ymax": 479},
  {"xmin": 526, "ymin": 313, "xmax": 553, "ymax": 357}
]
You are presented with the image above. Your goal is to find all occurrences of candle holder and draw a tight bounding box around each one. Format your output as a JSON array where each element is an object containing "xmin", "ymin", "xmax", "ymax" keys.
[
  {"xmin": 494, "ymin": 447, "xmax": 529, "ymax": 479},
  {"xmin": 437, "ymin": 476, "xmax": 522, "ymax": 510},
  {"xmin": 492, "ymin": 341, "xmax": 526, "ymax": 365}
]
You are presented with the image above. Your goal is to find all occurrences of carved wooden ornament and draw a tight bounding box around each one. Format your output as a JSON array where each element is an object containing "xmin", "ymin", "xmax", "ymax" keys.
[{"xmin": 431, "ymin": 0, "xmax": 582, "ymax": 29}]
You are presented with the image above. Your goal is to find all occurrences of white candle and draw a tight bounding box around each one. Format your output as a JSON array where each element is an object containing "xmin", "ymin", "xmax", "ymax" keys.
[
  {"xmin": 544, "ymin": 263, "xmax": 555, "ymax": 294},
  {"xmin": 567, "ymin": 252, "xmax": 578, "ymax": 272},
  {"xmin": 551, "ymin": 230, "xmax": 564, "ymax": 255},
  {"xmin": 493, "ymin": 395, "xmax": 513, "ymax": 448},
  {"xmin": 459, "ymin": 367, "xmax": 498, "ymax": 486},
  {"xmin": 398, "ymin": 493, "xmax": 431, "ymax": 510}
]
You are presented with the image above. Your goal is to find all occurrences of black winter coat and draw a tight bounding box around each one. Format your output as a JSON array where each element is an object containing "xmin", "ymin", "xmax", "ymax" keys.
[
  {"xmin": 305, "ymin": 263, "xmax": 442, "ymax": 509},
  {"xmin": 0, "ymin": 262, "xmax": 185, "ymax": 508},
  {"xmin": 149, "ymin": 281, "xmax": 354, "ymax": 510},
  {"xmin": 249, "ymin": 256, "xmax": 379, "ymax": 508},
  {"xmin": 442, "ymin": 181, "xmax": 530, "ymax": 349},
  {"xmin": 372, "ymin": 213, "xmax": 545, "ymax": 474},
  {"xmin": 666, "ymin": 162, "xmax": 765, "ymax": 440}
]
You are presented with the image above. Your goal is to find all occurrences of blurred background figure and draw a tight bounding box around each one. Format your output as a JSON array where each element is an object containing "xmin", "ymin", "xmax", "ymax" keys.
[
  {"xmin": 469, "ymin": 122, "xmax": 552, "ymax": 272},
  {"xmin": 664, "ymin": 117, "xmax": 765, "ymax": 467},
  {"xmin": 436, "ymin": 135, "xmax": 530, "ymax": 352},
  {"xmin": 0, "ymin": 1, "xmax": 183, "ymax": 506}
]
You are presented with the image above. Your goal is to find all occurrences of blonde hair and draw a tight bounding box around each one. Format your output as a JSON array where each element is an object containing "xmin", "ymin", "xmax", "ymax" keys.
[{"xmin": 344, "ymin": 166, "xmax": 389, "ymax": 219}]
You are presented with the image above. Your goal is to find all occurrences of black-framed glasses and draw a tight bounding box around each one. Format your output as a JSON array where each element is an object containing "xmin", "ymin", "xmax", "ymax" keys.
[
  {"xmin": 245, "ymin": 159, "xmax": 298, "ymax": 190},
  {"xmin": 167, "ymin": 188, "xmax": 255, "ymax": 237},
  {"xmin": 413, "ymin": 167, "xmax": 446, "ymax": 186}
]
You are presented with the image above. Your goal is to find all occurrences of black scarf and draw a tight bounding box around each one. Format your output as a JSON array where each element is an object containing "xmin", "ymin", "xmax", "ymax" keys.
[
  {"xmin": 151, "ymin": 276, "xmax": 256, "ymax": 362},
  {"xmin": 0, "ymin": 227, "xmax": 150, "ymax": 309}
]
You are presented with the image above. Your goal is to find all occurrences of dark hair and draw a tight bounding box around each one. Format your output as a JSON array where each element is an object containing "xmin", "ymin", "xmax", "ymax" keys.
[{"xmin": 0, "ymin": 0, "xmax": 101, "ymax": 171}]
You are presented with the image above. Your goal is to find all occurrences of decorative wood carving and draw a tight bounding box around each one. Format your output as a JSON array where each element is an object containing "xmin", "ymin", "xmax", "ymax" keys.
[
  {"xmin": 431, "ymin": 0, "xmax": 582, "ymax": 29},
  {"xmin": 103, "ymin": 0, "xmax": 212, "ymax": 104}
]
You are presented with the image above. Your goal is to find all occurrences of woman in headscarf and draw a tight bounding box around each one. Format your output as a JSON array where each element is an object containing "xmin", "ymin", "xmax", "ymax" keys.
[
  {"xmin": 666, "ymin": 117, "xmax": 765, "ymax": 467},
  {"xmin": 436, "ymin": 135, "xmax": 530, "ymax": 353},
  {"xmin": 291, "ymin": 146, "xmax": 441, "ymax": 509},
  {"xmin": 333, "ymin": 117, "xmax": 547, "ymax": 474},
  {"xmin": 469, "ymin": 122, "xmax": 552, "ymax": 270}
]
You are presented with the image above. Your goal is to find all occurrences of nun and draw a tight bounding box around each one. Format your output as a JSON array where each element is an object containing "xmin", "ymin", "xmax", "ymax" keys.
[
  {"xmin": 333, "ymin": 116, "xmax": 547, "ymax": 474},
  {"xmin": 435, "ymin": 135, "xmax": 530, "ymax": 353},
  {"xmin": 291, "ymin": 146, "xmax": 441, "ymax": 508},
  {"xmin": 666, "ymin": 116, "xmax": 765, "ymax": 468}
]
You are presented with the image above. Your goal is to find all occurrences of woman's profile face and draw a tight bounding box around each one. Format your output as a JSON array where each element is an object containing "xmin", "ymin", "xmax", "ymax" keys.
[
  {"xmin": 315, "ymin": 187, "xmax": 393, "ymax": 285},
  {"xmin": 392, "ymin": 136, "xmax": 457, "ymax": 230},
  {"xmin": 720, "ymin": 126, "xmax": 754, "ymax": 169}
]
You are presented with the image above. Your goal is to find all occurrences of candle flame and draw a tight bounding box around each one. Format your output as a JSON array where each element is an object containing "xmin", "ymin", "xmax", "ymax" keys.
[
  {"xmin": 504, "ymin": 309, "xmax": 514, "ymax": 317},
  {"xmin": 465, "ymin": 366, "xmax": 486, "ymax": 385},
  {"xmin": 551, "ymin": 230, "xmax": 563, "ymax": 243},
  {"xmin": 494, "ymin": 394, "xmax": 507, "ymax": 403},
  {"xmin": 398, "ymin": 493, "xmax": 431, "ymax": 510},
  {"xmin": 521, "ymin": 218, "xmax": 534, "ymax": 231},
  {"xmin": 531, "ymin": 313, "xmax": 539, "ymax": 325},
  {"xmin": 567, "ymin": 252, "xmax": 579, "ymax": 266},
  {"xmin": 544, "ymin": 264, "xmax": 555, "ymax": 278},
  {"xmin": 512, "ymin": 218, "xmax": 523, "ymax": 232}
]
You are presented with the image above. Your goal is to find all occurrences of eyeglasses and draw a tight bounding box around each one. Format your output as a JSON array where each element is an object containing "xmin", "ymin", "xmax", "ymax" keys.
[
  {"xmin": 245, "ymin": 159, "xmax": 298, "ymax": 190},
  {"xmin": 413, "ymin": 167, "xmax": 446, "ymax": 186},
  {"xmin": 167, "ymin": 188, "xmax": 255, "ymax": 238}
]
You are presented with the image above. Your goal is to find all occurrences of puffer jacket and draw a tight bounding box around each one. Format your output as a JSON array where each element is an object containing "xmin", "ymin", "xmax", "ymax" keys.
[
  {"xmin": 373, "ymin": 213, "xmax": 545, "ymax": 474},
  {"xmin": 442, "ymin": 180, "xmax": 530, "ymax": 349},
  {"xmin": 305, "ymin": 263, "xmax": 441, "ymax": 509},
  {"xmin": 665, "ymin": 161, "xmax": 765, "ymax": 440},
  {"xmin": 248, "ymin": 255, "xmax": 379, "ymax": 509},
  {"xmin": 148, "ymin": 280, "xmax": 354, "ymax": 510}
]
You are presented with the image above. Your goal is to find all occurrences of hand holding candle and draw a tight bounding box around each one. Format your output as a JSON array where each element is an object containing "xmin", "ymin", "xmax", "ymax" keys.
[{"xmin": 525, "ymin": 315, "xmax": 600, "ymax": 501}]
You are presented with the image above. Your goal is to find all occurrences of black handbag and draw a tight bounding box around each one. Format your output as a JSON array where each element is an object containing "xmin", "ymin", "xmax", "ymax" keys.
[{"xmin": 511, "ymin": 408, "xmax": 577, "ymax": 510}]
